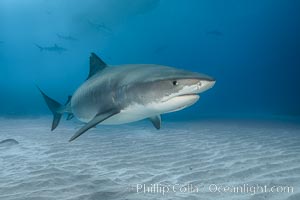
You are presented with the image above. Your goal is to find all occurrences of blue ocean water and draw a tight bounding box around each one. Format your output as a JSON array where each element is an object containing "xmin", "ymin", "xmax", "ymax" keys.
[{"xmin": 1, "ymin": 0, "xmax": 299, "ymax": 119}]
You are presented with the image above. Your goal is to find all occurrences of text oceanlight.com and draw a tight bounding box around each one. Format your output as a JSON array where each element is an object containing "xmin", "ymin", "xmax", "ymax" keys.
[{"xmin": 133, "ymin": 183, "xmax": 294, "ymax": 196}]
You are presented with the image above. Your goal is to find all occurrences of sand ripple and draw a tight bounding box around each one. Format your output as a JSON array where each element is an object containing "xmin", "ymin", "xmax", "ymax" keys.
[{"xmin": 0, "ymin": 117, "xmax": 299, "ymax": 200}]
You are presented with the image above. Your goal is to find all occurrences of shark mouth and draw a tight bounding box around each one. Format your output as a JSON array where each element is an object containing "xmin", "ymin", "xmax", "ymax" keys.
[
  {"xmin": 172, "ymin": 94, "xmax": 200, "ymax": 101},
  {"xmin": 163, "ymin": 94, "xmax": 200, "ymax": 113},
  {"xmin": 162, "ymin": 92, "xmax": 200, "ymax": 103},
  {"xmin": 171, "ymin": 94, "xmax": 200, "ymax": 111},
  {"xmin": 177, "ymin": 93, "xmax": 199, "ymax": 97}
]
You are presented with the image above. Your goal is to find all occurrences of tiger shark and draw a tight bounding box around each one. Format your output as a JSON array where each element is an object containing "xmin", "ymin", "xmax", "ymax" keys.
[{"xmin": 38, "ymin": 53, "xmax": 215, "ymax": 142}]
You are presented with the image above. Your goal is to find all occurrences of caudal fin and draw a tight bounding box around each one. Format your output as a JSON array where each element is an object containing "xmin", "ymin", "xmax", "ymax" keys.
[{"xmin": 37, "ymin": 86, "xmax": 63, "ymax": 131}]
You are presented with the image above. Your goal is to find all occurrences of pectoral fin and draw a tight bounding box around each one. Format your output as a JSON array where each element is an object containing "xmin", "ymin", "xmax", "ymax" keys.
[
  {"xmin": 69, "ymin": 109, "xmax": 119, "ymax": 142},
  {"xmin": 149, "ymin": 115, "xmax": 161, "ymax": 129}
]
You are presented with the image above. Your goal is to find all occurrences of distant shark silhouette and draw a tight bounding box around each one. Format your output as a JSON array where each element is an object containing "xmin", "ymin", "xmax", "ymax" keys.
[
  {"xmin": 0, "ymin": 139, "xmax": 19, "ymax": 145},
  {"xmin": 38, "ymin": 53, "xmax": 215, "ymax": 142},
  {"xmin": 35, "ymin": 44, "xmax": 67, "ymax": 53},
  {"xmin": 57, "ymin": 34, "xmax": 78, "ymax": 41},
  {"xmin": 206, "ymin": 30, "xmax": 224, "ymax": 37},
  {"xmin": 87, "ymin": 20, "xmax": 112, "ymax": 34}
]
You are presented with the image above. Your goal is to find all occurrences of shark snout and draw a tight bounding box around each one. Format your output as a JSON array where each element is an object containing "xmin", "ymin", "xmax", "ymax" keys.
[{"xmin": 197, "ymin": 79, "xmax": 216, "ymax": 93}]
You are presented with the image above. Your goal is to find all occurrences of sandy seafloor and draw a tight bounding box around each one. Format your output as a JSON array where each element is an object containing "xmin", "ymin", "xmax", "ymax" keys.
[{"xmin": 0, "ymin": 116, "xmax": 299, "ymax": 200}]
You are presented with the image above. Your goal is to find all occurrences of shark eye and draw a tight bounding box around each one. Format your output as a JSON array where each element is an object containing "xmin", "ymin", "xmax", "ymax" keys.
[{"xmin": 172, "ymin": 80, "xmax": 178, "ymax": 86}]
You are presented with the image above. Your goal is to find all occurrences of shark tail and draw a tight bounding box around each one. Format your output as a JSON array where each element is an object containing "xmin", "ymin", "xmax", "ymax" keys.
[
  {"xmin": 37, "ymin": 86, "xmax": 70, "ymax": 131},
  {"xmin": 35, "ymin": 44, "xmax": 43, "ymax": 51}
]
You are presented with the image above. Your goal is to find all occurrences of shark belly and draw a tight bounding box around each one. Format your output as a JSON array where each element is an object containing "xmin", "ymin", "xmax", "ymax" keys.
[
  {"xmin": 101, "ymin": 104, "xmax": 156, "ymax": 125},
  {"xmin": 72, "ymin": 102, "xmax": 156, "ymax": 125},
  {"xmin": 102, "ymin": 94, "xmax": 200, "ymax": 125},
  {"xmin": 74, "ymin": 111, "xmax": 150, "ymax": 125}
]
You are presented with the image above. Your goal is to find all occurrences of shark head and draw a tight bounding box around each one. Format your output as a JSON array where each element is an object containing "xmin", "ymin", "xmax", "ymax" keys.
[
  {"xmin": 155, "ymin": 77, "xmax": 215, "ymax": 113},
  {"xmin": 123, "ymin": 65, "xmax": 215, "ymax": 114}
]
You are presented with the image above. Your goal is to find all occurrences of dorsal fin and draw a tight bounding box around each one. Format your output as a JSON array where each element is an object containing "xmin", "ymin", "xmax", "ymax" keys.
[{"xmin": 87, "ymin": 53, "xmax": 107, "ymax": 79}]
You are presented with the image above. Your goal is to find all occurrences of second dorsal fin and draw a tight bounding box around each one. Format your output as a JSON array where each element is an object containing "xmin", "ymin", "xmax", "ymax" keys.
[{"xmin": 87, "ymin": 53, "xmax": 107, "ymax": 79}]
